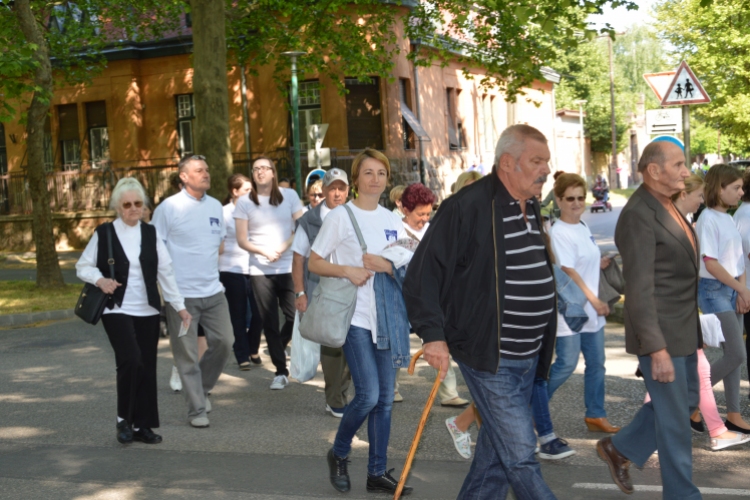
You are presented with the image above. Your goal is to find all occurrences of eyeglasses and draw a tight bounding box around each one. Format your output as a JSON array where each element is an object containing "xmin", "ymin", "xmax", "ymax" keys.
[
  {"xmin": 564, "ymin": 196, "xmax": 586, "ymax": 202},
  {"xmin": 122, "ymin": 201, "xmax": 144, "ymax": 209},
  {"xmin": 252, "ymin": 165, "xmax": 273, "ymax": 173},
  {"xmin": 309, "ymin": 193, "xmax": 324, "ymax": 199}
]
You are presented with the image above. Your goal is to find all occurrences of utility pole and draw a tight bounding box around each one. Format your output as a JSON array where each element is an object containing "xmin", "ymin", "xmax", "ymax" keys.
[{"xmin": 282, "ymin": 51, "xmax": 306, "ymax": 198}]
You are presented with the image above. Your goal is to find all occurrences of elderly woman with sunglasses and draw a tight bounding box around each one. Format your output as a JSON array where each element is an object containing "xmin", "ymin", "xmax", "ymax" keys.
[
  {"xmin": 76, "ymin": 177, "xmax": 191, "ymax": 445},
  {"xmin": 545, "ymin": 173, "xmax": 619, "ymax": 434}
]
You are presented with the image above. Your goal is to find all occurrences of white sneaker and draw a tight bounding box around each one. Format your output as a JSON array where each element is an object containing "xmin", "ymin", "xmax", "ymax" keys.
[
  {"xmin": 169, "ymin": 366, "xmax": 182, "ymax": 392},
  {"xmin": 445, "ymin": 416, "xmax": 472, "ymax": 459},
  {"xmin": 711, "ymin": 431, "xmax": 750, "ymax": 451},
  {"xmin": 270, "ymin": 374, "xmax": 289, "ymax": 390},
  {"xmin": 190, "ymin": 416, "xmax": 209, "ymax": 428}
]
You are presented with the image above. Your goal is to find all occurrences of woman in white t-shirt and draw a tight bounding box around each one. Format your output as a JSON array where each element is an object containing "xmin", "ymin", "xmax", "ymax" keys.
[
  {"xmin": 219, "ymin": 174, "xmax": 263, "ymax": 370},
  {"xmin": 547, "ymin": 173, "xmax": 619, "ymax": 434},
  {"xmin": 309, "ymin": 149, "xmax": 412, "ymax": 496},
  {"xmin": 696, "ymin": 164, "xmax": 750, "ymax": 433},
  {"xmin": 235, "ymin": 157, "xmax": 304, "ymax": 390}
]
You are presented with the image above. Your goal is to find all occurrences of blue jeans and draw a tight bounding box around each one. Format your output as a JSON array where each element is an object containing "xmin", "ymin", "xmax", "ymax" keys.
[
  {"xmin": 547, "ymin": 328, "xmax": 606, "ymax": 419},
  {"xmin": 531, "ymin": 378, "xmax": 554, "ymax": 439},
  {"xmin": 698, "ymin": 277, "xmax": 737, "ymax": 314},
  {"xmin": 457, "ymin": 357, "xmax": 557, "ymax": 500},
  {"xmin": 332, "ymin": 325, "xmax": 396, "ymax": 476},
  {"xmin": 612, "ymin": 353, "xmax": 701, "ymax": 500}
]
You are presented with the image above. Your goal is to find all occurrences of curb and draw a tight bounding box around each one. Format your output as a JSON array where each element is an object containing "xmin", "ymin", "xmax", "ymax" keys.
[{"xmin": 0, "ymin": 309, "xmax": 76, "ymax": 328}]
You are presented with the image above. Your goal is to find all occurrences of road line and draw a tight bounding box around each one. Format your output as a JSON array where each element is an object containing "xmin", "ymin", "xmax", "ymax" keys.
[{"xmin": 573, "ymin": 483, "xmax": 750, "ymax": 496}]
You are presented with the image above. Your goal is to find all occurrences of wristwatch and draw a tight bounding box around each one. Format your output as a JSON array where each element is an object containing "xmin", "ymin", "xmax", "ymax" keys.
[{"xmin": 295, "ymin": 291, "xmax": 306, "ymax": 298}]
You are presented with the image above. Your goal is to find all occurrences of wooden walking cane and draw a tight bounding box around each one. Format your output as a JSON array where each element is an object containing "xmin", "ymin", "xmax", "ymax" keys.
[{"xmin": 393, "ymin": 348, "xmax": 442, "ymax": 500}]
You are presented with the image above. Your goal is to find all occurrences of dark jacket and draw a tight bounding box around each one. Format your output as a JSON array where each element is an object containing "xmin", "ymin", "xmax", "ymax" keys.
[
  {"xmin": 615, "ymin": 185, "xmax": 703, "ymax": 356},
  {"xmin": 403, "ymin": 173, "xmax": 557, "ymax": 379},
  {"xmin": 96, "ymin": 222, "xmax": 161, "ymax": 312},
  {"xmin": 296, "ymin": 203, "xmax": 324, "ymax": 294}
]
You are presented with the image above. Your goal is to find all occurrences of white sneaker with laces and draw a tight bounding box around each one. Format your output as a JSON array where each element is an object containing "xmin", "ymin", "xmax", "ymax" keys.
[
  {"xmin": 169, "ymin": 366, "xmax": 182, "ymax": 392},
  {"xmin": 711, "ymin": 431, "xmax": 750, "ymax": 451},
  {"xmin": 445, "ymin": 416, "xmax": 472, "ymax": 459},
  {"xmin": 270, "ymin": 374, "xmax": 289, "ymax": 390}
]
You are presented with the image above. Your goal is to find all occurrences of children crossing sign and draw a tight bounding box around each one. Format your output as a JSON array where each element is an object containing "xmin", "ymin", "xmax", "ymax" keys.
[{"xmin": 660, "ymin": 61, "xmax": 711, "ymax": 106}]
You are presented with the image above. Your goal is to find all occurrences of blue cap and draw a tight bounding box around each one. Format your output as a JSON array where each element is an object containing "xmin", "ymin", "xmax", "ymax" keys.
[{"xmin": 651, "ymin": 135, "xmax": 685, "ymax": 151}]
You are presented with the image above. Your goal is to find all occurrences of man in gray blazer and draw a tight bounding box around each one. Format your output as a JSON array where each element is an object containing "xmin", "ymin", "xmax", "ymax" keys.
[{"xmin": 597, "ymin": 140, "xmax": 703, "ymax": 499}]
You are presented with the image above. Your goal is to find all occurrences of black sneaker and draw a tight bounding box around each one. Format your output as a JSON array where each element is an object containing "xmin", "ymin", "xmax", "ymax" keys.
[
  {"xmin": 366, "ymin": 469, "xmax": 412, "ymax": 495},
  {"xmin": 690, "ymin": 418, "xmax": 705, "ymax": 434},
  {"xmin": 133, "ymin": 427, "xmax": 163, "ymax": 444},
  {"xmin": 327, "ymin": 449, "xmax": 350, "ymax": 492},
  {"xmin": 116, "ymin": 420, "xmax": 133, "ymax": 444}
]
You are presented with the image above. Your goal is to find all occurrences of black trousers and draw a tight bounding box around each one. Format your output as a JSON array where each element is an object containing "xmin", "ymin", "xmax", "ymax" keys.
[
  {"xmin": 220, "ymin": 271, "xmax": 263, "ymax": 365},
  {"xmin": 101, "ymin": 313, "xmax": 161, "ymax": 428},
  {"xmin": 249, "ymin": 273, "xmax": 295, "ymax": 376}
]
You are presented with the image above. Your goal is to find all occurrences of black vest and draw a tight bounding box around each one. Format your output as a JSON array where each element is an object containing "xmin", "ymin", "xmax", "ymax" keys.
[
  {"xmin": 96, "ymin": 222, "xmax": 161, "ymax": 312},
  {"xmin": 296, "ymin": 203, "xmax": 325, "ymax": 293}
]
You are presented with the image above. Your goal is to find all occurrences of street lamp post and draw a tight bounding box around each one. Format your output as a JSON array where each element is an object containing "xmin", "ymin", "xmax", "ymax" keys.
[
  {"xmin": 573, "ymin": 99, "xmax": 587, "ymax": 178},
  {"xmin": 282, "ymin": 51, "xmax": 306, "ymax": 198}
]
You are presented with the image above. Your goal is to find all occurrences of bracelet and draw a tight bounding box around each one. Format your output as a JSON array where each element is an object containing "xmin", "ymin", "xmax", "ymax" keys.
[{"xmin": 295, "ymin": 291, "xmax": 306, "ymax": 298}]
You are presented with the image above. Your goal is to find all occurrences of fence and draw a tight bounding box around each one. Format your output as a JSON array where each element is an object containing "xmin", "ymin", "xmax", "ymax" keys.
[{"xmin": 0, "ymin": 149, "xmax": 372, "ymax": 215}]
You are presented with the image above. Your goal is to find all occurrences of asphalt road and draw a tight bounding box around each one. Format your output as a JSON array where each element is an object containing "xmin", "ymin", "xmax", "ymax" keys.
[{"xmin": 1, "ymin": 318, "xmax": 750, "ymax": 499}]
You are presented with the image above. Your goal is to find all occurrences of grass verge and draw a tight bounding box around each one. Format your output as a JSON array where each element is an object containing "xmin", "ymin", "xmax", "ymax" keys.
[
  {"xmin": 611, "ymin": 187, "xmax": 636, "ymax": 199},
  {"xmin": 0, "ymin": 281, "xmax": 80, "ymax": 315}
]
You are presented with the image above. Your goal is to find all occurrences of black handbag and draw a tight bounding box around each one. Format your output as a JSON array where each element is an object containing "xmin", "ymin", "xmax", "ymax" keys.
[{"xmin": 75, "ymin": 223, "xmax": 115, "ymax": 325}]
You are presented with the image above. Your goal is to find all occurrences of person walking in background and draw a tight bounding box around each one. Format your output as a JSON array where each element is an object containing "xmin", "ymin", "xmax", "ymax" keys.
[
  {"xmin": 546, "ymin": 173, "xmax": 618, "ymax": 434},
  {"xmin": 310, "ymin": 149, "xmax": 412, "ymax": 496},
  {"xmin": 234, "ymin": 156, "xmax": 304, "ymax": 390},
  {"xmin": 696, "ymin": 164, "xmax": 750, "ymax": 434},
  {"xmin": 405, "ymin": 125, "xmax": 558, "ymax": 500},
  {"xmin": 292, "ymin": 168, "xmax": 352, "ymax": 418},
  {"xmin": 77, "ymin": 177, "xmax": 191, "ymax": 444},
  {"xmin": 389, "ymin": 185, "xmax": 406, "ymax": 218},
  {"xmin": 598, "ymin": 140, "xmax": 702, "ymax": 498},
  {"xmin": 219, "ymin": 174, "xmax": 263, "ymax": 371},
  {"xmin": 733, "ymin": 168, "xmax": 750, "ymax": 396},
  {"xmin": 151, "ymin": 155, "xmax": 234, "ymax": 429},
  {"xmin": 304, "ymin": 179, "xmax": 324, "ymax": 212}
]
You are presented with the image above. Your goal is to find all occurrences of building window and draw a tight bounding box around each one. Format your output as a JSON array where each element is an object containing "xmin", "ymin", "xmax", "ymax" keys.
[
  {"xmin": 43, "ymin": 114, "xmax": 53, "ymax": 172},
  {"xmin": 58, "ymin": 103, "xmax": 81, "ymax": 170},
  {"xmin": 446, "ymin": 88, "xmax": 460, "ymax": 150},
  {"xmin": 176, "ymin": 94, "xmax": 195, "ymax": 156},
  {"xmin": 400, "ymin": 79, "xmax": 415, "ymax": 150},
  {"xmin": 289, "ymin": 80, "xmax": 322, "ymax": 151},
  {"xmin": 345, "ymin": 77, "xmax": 383, "ymax": 150},
  {"xmin": 86, "ymin": 101, "xmax": 109, "ymax": 169},
  {"xmin": 0, "ymin": 123, "xmax": 6, "ymax": 175},
  {"xmin": 482, "ymin": 95, "xmax": 496, "ymax": 152}
]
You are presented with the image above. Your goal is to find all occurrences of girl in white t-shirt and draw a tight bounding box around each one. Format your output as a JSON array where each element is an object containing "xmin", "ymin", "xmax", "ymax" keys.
[
  {"xmin": 309, "ymin": 149, "xmax": 412, "ymax": 495},
  {"xmin": 696, "ymin": 164, "xmax": 750, "ymax": 433},
  {"xmin": 542, "ymin": 174, "xmax": 618, "ymax": 449}
]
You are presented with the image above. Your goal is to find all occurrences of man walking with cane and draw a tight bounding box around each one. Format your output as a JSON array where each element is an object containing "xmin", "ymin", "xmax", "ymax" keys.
[{"xmin": 404, "ymin": 124, "xmax": 557, "ymax": 500}]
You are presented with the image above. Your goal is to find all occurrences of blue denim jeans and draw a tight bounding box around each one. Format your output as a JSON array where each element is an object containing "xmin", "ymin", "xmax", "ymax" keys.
[
  {"xmin": 547, "ymin": 327, "xmax": 607, "ymax": 419},
  {"xmin": 530, "ymin": 378, "xmax": 554, "ymax": 439},
  {"xmin": 457, "ymin": 357, "xmax": 557, "ymax": 500},
  {"xmin": 698, "ymin": 277, "xmax": 737, "ymax": 314},
  {"xmin": 332, "ymin": 325, "xmax": 396, "ymax": 476}
]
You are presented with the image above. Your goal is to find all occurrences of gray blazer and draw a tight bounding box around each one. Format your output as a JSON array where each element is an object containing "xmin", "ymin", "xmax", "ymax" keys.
[{"xmin": 615, "ymin": 185, "xmax": 703, "ymax": 357}]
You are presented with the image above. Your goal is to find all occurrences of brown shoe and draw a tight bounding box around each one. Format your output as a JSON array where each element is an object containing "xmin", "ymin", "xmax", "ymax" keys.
[
  {"xmin": 586, "ymin": 417, "xmax": 621, "ymax": 433},
  {"xmin": 596, "ymin": 437, "xmax": 633, "ymax": 494}
]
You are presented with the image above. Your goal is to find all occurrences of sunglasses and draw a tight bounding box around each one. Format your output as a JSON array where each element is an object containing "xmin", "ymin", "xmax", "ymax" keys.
[
  {"xmin": 564, "ymin": 196, "xmax": 586, "ymax": 202},
  {"xmin": 309, "ymin": 193, "xmax": 324, "ymax": 199},
  {"xmin": 190, "ymin": 155, "xmax": 206, "ymax": 160},
  {"xmin": 122, "ymin": 201, "xmax": 144, "ymax": 209}
]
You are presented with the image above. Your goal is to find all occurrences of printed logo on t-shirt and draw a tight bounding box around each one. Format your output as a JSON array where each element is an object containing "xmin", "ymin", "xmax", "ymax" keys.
[
  {"xmin": 590, "ymin": 236, "xmax": 596, "ymax": 245},
  {"xmin": 385, "ymin": 229, "xmax": 398, "ymax": 242},
  {"xmin": 210, "ymin": 217, "xmax": 221, "ymax": 235}
]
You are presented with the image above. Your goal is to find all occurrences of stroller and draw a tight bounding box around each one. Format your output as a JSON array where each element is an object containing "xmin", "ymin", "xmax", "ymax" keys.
[{"xmin": 591, "ymin": 177, "xmax": 612, "ymax": 213}]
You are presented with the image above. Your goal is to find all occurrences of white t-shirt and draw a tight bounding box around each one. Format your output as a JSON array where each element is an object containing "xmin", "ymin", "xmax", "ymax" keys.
[
  {"xmin": 311, "ymin": 201, "xmax": 407, "ymax": 342},
  {"xmin": 697, "ymin": 207, "xmax": 745, "ymax": 279},
  {"xmin": 735, "ymin": 203, "xmax": 750, "ymax": 290},
  {"xmin": 219, "ymin": 202, "xmax": 250, "ymax": 275},
  {"xmin": 150, "ymin": 190, "xmax": 226, "ymax": 298},
  {"xmin": 233, "ymin": 188, "xmax": 303, "ymax": 276},
  {"xmin": 550, "ymin": 220, "xmax": 606, "ymax": 336},
  {"xmin": 291, "ymin": 202, "xmax": 332, "ymax": 259},
  {"xmin": 403, "ymin": 221, "xmax": 429, "ymax": 242}
]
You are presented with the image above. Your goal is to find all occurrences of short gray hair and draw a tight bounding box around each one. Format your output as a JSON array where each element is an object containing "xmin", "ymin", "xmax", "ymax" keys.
[
  {"xmin": 494, "ymin": 124, "xmax": 548, "ymax": 167},
  {"xmin": 637, "ymin": 141, "xmax": 667, "ymax": 173},
  {"xmin": 110, "ymin": 177, "xmax": 149, "ymax": 211}
]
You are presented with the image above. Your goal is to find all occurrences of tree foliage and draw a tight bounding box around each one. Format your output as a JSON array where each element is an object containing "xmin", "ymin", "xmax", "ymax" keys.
[{"xmin": 655, "ymin": 0, "xmax": 750, "ymax": 156}]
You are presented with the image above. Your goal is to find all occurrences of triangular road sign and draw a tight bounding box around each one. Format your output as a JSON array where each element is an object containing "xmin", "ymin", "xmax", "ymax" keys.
[
  {"xmin": 643, "ymin": 71, "xmax": 676, "ymax": 102},
  {"xmin": 661, "ymin": 61, "xmax": 711, "ymax": 106}
]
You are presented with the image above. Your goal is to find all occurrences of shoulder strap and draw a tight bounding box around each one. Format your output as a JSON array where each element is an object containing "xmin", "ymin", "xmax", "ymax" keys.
[
  {"xmin": 343, "ymin": 204, "xmax": 367, "ymax": 255},
  {"xmin": 106, "ymin": 223, "xmax": 115, "ymax": 278}
]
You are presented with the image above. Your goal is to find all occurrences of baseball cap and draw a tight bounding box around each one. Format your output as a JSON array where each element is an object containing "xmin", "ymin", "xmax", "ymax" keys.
[{"xmin": 323, "ymin": 168, "xmax": 349, "ymax": 187}]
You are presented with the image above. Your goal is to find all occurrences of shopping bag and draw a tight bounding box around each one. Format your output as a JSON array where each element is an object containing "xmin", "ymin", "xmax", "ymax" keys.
[{"xmin": 290, "ymin": 311, "xmax": 321, "ymax": 383}]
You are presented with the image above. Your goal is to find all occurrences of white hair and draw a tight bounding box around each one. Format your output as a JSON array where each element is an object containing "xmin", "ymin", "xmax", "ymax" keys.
[
  {"xmin": 109, "ymin": 177, "xmax": 149, "ymax": 211},
  {"xmin": 494, "ymin": 124, "xmax": 548, "ymax": 167}
]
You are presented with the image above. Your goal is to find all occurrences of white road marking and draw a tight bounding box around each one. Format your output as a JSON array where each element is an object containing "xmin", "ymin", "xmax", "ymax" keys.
[{"xmin": 573, "ymin": 483, "xmax": 750, "ymax": 496}]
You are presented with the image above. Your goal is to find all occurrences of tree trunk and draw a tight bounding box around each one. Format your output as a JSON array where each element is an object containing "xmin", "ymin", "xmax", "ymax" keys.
[
  {"xmin": 15, "ymin": 0, "xmax": 65, "ymax": 288},
  {"xmin": 191, "ymin": 0, "xmax": 233, "ymax": 201}
]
